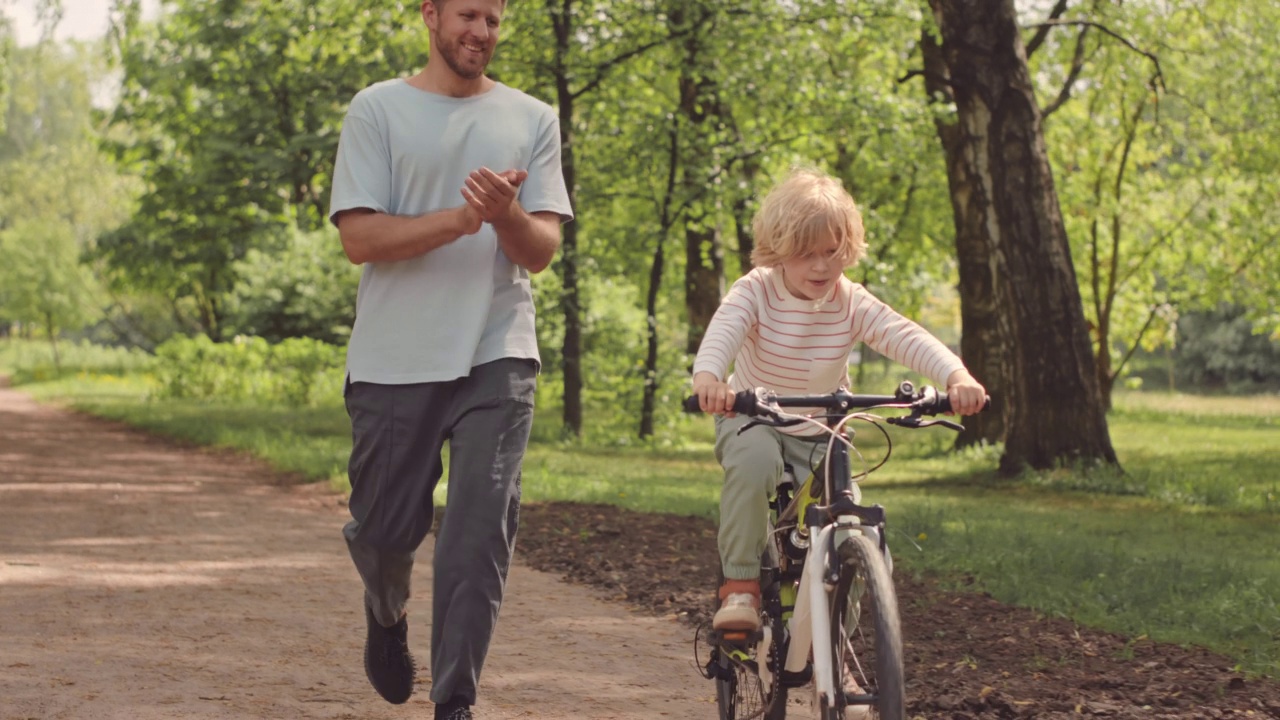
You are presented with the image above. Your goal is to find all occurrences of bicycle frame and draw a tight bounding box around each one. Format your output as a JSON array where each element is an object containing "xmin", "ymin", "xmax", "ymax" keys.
[{"xmin": 767, "ymin": 412, "xmax": 884, "ymax": 710}]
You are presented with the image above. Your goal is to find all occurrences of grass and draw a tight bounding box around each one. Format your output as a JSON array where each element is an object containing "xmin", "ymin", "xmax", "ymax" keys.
[
  {"xmin": 886, "ymin": 489, "xmax": 1280, "ymax": 675},
  {"xmin": 0, "ymin": 338, "xmax": 152, "ymax": 384},
  {"xmin": 20, "ymin": 374, "xmax": 351, "ymax": 483},
  {"xmin": 6, "ymin": 350, "xmax": 1279, "ymax": 677}
]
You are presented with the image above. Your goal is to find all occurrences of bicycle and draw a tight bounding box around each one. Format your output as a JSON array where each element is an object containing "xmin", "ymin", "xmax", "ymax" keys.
[{"xmin": 685, "ymin": 381, "xmax": 984, "ymax": 720}]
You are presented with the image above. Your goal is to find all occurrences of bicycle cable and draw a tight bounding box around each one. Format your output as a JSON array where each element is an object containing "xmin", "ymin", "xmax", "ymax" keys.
[{"xmin": 766, "ymin": 406, "xmax": 899, "ymax": 495}]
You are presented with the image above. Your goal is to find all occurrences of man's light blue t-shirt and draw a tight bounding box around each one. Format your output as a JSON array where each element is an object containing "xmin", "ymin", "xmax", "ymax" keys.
[{"xmin": 329, "ymin": 79, "xmax": 573, "ymax": 384}]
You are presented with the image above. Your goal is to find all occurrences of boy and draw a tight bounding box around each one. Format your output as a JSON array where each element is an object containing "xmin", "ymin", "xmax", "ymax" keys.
[{"xmin": 691, "ymin": 168, "xmax": 986, "ymax": 632}]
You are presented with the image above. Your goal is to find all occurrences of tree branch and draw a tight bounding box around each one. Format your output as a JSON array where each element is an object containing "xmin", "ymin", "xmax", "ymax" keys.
[
  {"xmin": 896, "ymin": 69, "xmax": 953, "ymax": 88},
  {"xmin": 1024, "ymin": 19, "xmax": 1166, "ymax": 93},
  {"xmin": 570, "ymin": 34, "xmax": 673, "ymax": 101},
  {"xmin": 1041, "ymin": 24, "xmax": 1091, "ymax": 118},
  {"xmin": 1024, "ymin": 0, "xmax": 1072, "ymax": 59},
  {"xmin": 1112, "ymin": 303, "xmax": 1162, "ymax": 382}
]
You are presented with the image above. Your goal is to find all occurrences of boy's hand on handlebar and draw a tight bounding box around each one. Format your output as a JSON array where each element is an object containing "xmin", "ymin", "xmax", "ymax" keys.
[
  {"xmin": 945, "ymin": 368, "xmax": 987, "ymax": 416},
  {"xmin": 692, "ymin": 372, "xmax": 738, "ymax": 417}
]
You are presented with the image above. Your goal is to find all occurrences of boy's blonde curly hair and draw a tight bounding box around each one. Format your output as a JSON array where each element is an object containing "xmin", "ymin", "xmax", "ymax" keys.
[{"xmin": 749, "ymin": 168, "xmax": 867, "ymax": 269}]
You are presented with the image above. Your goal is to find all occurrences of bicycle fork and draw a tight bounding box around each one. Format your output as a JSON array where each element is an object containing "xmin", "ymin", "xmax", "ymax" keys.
[{"xmin": 784, "ymin": 518, "xmax": 880, "ymax": 710}]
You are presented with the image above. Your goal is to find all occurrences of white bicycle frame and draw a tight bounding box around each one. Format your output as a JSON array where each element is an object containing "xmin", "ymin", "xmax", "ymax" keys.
[
  {"xmin": 755, "ymin": 515, "xmax": 882, "ymax": 710},
  {"xmin": 755, "ymin": 411, "xmax": 885, "ymax": 712}
]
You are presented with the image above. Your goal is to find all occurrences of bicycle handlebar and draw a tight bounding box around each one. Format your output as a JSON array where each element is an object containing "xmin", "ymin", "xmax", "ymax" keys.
[{"xmin": 681, "ymin": 382, "xmax": 990, "ymax": 419}]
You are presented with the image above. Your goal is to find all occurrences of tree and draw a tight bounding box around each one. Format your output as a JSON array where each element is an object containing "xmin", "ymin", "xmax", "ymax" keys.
[
  {"xmin": 101, "ymin": 0, "xmax": 422, "ymax": 339},
  {"xmin": 0, "ymin": 220, "xmax": 97, "ymax": 365},
  {"xmin": 224, "ymin": 224, "xmax": 360, "ymax": 344},
  {"xmin": 926, "ymin": 0, "xmax": 1117, "ymax": 472},
  {"xmin": 1033, "ymin": 1, "xmax": 1280, "ymax": 406},
  {"xmin": 920, "ymin": 30, "xmax": 1012, "ymax": 447},
  {"xmin": 0, "ymin": 39, "xmax": 132, "ymax": 353},
  {"xmin": 496, "ymin": 0, "xmax": 678, "ymax": 436},
  {"xmin": 0, "ymin": 15, "xmax": 12, "ymax": 138}
]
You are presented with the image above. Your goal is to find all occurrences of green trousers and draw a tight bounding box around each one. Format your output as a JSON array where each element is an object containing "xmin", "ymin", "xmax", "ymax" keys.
[{"xmin": 714, "ymin": 414, "xmax": 836, "ymax": 580}]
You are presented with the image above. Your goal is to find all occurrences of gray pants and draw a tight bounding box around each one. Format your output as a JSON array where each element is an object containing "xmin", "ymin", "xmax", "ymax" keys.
[{"xmin": 343, "ymin": 358, "xmax": 536, "ymax": 706}]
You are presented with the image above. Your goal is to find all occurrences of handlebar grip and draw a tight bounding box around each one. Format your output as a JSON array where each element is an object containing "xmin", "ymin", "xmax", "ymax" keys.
[
  {"xmin": 927, "ymin": 394, "xmax": 992, "ymax": 415},
  {"xmin": 682, "ymin": 390, "xmax": 762, "ymax": 415}
]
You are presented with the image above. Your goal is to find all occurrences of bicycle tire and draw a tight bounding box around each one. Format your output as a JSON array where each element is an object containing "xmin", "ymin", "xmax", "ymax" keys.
[{"xmin": 825, "ymin": 532, "xmax": 905, "ymax": 720}]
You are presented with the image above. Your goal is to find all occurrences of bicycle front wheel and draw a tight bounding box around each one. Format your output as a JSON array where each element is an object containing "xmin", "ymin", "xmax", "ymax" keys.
[{"xmin": 826, "ymin": 532, "xmax": 905, "ymax": 720}]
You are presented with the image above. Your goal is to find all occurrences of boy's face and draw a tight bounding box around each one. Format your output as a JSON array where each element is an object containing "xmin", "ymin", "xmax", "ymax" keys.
[{"xmin": 780, "ymin": 234, "xmax": 845, "ymax": 301}]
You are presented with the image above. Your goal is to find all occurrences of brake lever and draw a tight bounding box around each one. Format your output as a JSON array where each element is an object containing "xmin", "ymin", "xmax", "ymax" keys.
[
  {"xmin": 737, "ymin": 416, "xmax": 806, "ymax": 434},
  {"xmin": 885, "ymin": 416, "xmax": 966, "ymax": 432}
]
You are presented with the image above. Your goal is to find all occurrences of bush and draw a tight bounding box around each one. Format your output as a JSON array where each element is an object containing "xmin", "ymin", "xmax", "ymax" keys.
[
  {"xmin": 223, "ymin": 225, "xmax": 361, "ymax": 345},
  {"xmin": 0, "ymin": 338, "xmax": 153, "ymax": 384},
  {"xmin": 1174, "ymin": 306, "xmax": 1280, "ymax": 392},
  {"xmin": 153, "ymin": 335, "xmax": 344, "ymax": 407}
]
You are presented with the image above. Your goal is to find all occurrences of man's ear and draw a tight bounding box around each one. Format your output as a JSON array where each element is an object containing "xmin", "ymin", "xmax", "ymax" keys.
[{"xmin": 421, "ymin": 0, "xmax": 437, "ymax": 31}]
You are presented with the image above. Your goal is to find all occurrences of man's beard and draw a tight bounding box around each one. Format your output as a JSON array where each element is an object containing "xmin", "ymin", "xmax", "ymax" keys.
[{"xmin": 438, "ymin": 37, "xmax": 490, "ymax": 80}]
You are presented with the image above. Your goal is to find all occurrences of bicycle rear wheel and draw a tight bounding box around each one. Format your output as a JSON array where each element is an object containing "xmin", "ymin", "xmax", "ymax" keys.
[
  {"xmin": 825, "ymin": 532, "xmax": 905, "ymax": 720},
  {"xmin": 711, "ymin": 631, "xmax": 789, "ymax": 719}
]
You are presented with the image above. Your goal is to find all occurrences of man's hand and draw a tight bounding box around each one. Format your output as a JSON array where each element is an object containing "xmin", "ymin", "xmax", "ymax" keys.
[
  {"xmin": 693, "ymin": 371, "xmax": 737, "ymax": 417},
  {"xmin": 944, "ymin": 368, "xmax": 987, "ymax": 416},
  {"xmin": 461, "ymin": 167, "xmax": 528, "ymax": 225}
]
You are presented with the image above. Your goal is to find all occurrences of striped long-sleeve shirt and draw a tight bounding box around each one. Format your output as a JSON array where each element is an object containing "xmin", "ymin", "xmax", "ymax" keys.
[{"xmin": 691, "ymin": 267, "xmax": 966, "ymax": 435}]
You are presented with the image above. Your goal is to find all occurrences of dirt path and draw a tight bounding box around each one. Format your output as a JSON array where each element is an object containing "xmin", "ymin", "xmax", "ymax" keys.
[{"xmin": 0, "ymin": 386, "xmax": 721, "ymax": 720}]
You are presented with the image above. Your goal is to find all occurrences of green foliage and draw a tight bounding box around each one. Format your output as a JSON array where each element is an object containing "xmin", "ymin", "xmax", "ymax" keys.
[
  {"xmin": 1171, "ymin": 306, "xmax": 1280, "ymax": 391},
  {"xmin": 0, "ymin": 337, "xmax": 152, "ymax": 383},
  {"xmin": 0, "ymin": 17, "xmax": 11, "ymax": 135},
  {"xmin": 0, "ymin": 219, "xmax": 98, "ymax": 341},
  {"xmin": 1034, "ymin": 0, "xmax": 1280, "ymax": 394},
  {"xmin": 0, "ymin": 41, "xmax": 133, "ymax": 342},
  {"xmin": 152, "ymin": 335, "xmax": 344, "ymax": 407},
  {"xmin": 99, "ymin": 0, "xmax": 424, "ymax": 338},
  {"xmin": 224, "ymin": 223, "xmax": 361, "ymax": 344}
]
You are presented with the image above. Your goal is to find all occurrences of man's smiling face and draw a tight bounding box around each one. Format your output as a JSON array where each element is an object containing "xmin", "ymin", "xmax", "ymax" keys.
[{"xmin": 426, "ymin": 0, "xmax": 505, "ymax": 80}]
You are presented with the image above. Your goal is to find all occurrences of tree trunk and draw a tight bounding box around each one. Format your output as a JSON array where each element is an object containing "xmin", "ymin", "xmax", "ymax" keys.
[
  {"xmin": 673, "ymin": 2, "xmax": 725, "ymax": 357},
  {"xmin": 550, "ymin": 0, "xmax": 583, "ymax": 437},
  {"xmin": 731, "ymin": 159, "xmax": 759, "ymax": 273},
  {"xmin": 928, "ymin": 0, "xmax": 1118, "ymax": 472},
  {"xmin": 641, "ymin": 240, "xmax": 666, "ymax": 439},
  {"xmin": 44, "ymin": 312, "xmax": 61, "ymax": 374},
  {"xmin": 684, "ymin": 223, "xmax": 723, "ymax": 356},
  {"xmin": 921, "ymin": 29, "xmax": 1010, "ymax": 449},
  {"xmin": 640, "ymin": 121, "xmax": 681, "ymax": 439}
]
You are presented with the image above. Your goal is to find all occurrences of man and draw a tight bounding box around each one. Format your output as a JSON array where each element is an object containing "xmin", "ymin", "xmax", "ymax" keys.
[{"xmin": 327, "ymin": 0, "xmax": 572, "ymax": 717}]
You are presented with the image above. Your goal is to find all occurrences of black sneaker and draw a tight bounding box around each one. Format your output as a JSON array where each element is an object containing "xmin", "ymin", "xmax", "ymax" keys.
[
  {"xmin": 363, "ymin": 603, "xmax": 415, "ymax": 704},
  {"xmin": 435, "ymin": 697, "xmax": 473, "ymax": 720}
]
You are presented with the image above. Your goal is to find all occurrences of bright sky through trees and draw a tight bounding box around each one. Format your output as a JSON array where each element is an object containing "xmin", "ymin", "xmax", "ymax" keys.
[{"xmin": 1, "ymin": 0, "xmax": 158, "ymax": 46}]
